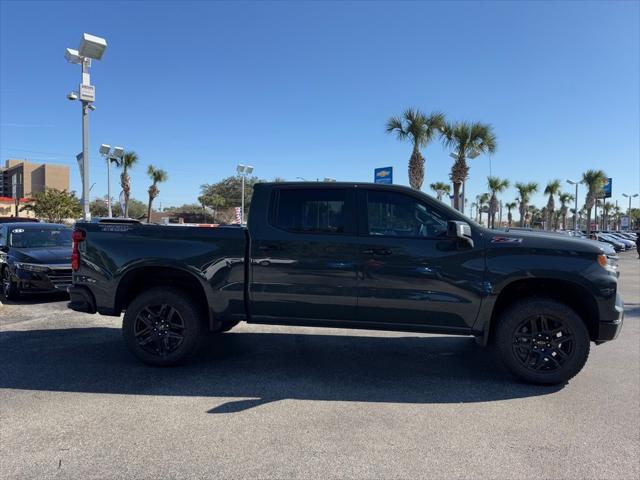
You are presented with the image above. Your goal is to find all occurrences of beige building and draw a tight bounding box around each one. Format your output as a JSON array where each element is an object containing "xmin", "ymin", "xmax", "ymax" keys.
[{"xmin": 0, "ymin": 159, "xmax": 70, "ymax": 199}]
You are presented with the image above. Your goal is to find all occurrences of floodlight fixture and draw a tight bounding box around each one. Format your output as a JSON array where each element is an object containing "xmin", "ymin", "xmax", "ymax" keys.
[
  {"xmin": 237, "ymin": 164, "xmax": 246, "ymax": 174},
  {"xmin": 245, "ymin": 165, "xmax": 254, "ymax": 175},
  {"xmin": 67, "ymin": 91, "xmax": 78, "ymax": 101},
  {"xmin": 112, "ymin": 146, "xmax": 124, "ymax": 158},
  {"xmin": 79, "ymin": 33, "xmax": 108, "ymax": 60},
  {"xmin": 566, "ymin": 179, "xmax": 577, "ymax": 185},
  {"xmin": 65, "ymin": 48, "xmax": 83, "ymax": 64},
  {"xmin": 99, "ymin": 144, "xmax": 111, "ymax": 155}
]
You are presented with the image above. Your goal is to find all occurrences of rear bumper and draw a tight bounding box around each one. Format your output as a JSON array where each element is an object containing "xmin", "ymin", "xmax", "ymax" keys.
[
  {"xmin": 595, "ymin": 293, "xmax": 624, "ymax": 343},
  {"xmin": 67, "ymin": 285, "xmax": 97, "ymax": 314}
]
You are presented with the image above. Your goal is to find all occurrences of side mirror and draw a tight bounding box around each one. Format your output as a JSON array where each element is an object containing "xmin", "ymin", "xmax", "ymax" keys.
[{"xmin": 447, "ymin": 220, "xmax": 474, "ymax": 248}]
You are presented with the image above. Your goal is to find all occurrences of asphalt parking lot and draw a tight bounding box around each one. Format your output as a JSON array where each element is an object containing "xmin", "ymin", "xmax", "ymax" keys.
[{"xmin": 1, "ymin": 252, "xmax": 638, "ymax": 479}]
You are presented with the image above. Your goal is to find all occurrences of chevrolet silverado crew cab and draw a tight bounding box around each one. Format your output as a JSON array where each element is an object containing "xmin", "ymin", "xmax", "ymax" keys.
[{"xmin": 68, "ymin": 182, "xmax": 624, "ymax": 385}]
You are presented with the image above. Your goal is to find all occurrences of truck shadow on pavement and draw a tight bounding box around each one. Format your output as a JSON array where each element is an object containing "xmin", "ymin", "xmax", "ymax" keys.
[
  {"xmin": 2, "ymin": 293, "xmax": 69, "ymax": 305},
  {"xmin": 0, "ymin": 327, "xmax": 562, "ymax": 412}
]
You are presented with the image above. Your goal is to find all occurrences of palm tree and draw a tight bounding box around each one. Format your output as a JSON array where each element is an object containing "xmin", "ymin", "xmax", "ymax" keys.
[
  {"xmin": 442, "ymin": 122, "xmax": 497, "ymax": 211},
  {"xmin": 528, "ymin": 205, "xmax": 541, "ymax": 228},
  {"xmin": 601, "ymin": 201, "xmax": 614, "ymax": 230},
  {"xmin": 581, "ymin": 169, "xmax": 607, "ymax": 236},
  {"xmin": 612, "ymin": 204, "xmax": 621, "ymax": 230},
  {"xmin": 515, "ymin": 182, "xmax": 538, "ymax": 227},
  {"xmin": 505, "ymin": 202, "xmax": 517, "ymax": 227},
  {"xmin": 543, "ymin": 179, "xmax": 561, "ymax": 230},
  {"xmin": 487, "ymin": 176, "xmax": 509, "ymax": 229},
  {"xmin": 114, "ymin": 151, "xmax": 138, "ymax": 217},
  {"xmin": 474, "ymin": 195, "xmax": 482, "ymax": 222},
  {"xmin": 477, "ymin": 193, "xmax": 490, "ymax": 227},
  {"xmin": 429, "ymin": 181, "xmax": 451, "ymax": 201},
  {"xmin": 146, "ymin": 165, "xmax": 168, "ymax": 223},
  {"xmin": 558, "ymin": 192, "xmax": 574, "ymax": 230},
  {"xmin": 386, "ymin": 109, "xmax": 445, "ymax": 190}
]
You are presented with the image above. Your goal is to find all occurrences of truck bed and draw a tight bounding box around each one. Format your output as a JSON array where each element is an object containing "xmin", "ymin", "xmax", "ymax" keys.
[{"xmin": 72, "ymin": 223, "xmax": 247, "ymax": 323}]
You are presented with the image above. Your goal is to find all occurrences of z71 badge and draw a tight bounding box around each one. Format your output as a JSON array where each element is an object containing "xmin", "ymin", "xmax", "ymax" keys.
[{"xmin": 491, "ymin": 236, "xmax": 523, "ymax": 244}]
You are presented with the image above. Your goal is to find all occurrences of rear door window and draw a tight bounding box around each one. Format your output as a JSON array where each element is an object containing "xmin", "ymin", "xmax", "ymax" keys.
[{"xmin": 272, "ymin": 189, "xmax": 347, "ymax": 234}]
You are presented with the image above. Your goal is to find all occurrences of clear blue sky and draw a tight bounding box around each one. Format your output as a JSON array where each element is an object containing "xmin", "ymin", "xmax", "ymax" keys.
[{"xmin": 1, "ymin": 0, "xmax": 639, "ymax": 213}]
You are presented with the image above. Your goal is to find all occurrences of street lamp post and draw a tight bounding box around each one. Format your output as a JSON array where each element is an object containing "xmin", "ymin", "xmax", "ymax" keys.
[
  {"xmin": 566, "ymin": 179, "xmax": 580, "ymax": 232},
  {"xmin": 236, "ymin": 164, "xmax": 254, "ymax": 224},
  {"xmin": 65, "ymin": 33, "xmax": 108, "ymax": 221},
  {"xmin": 99, "ymin": 144, "xmax": 124, "ymax": 217},
  {"xmin": 622, "ymin": 193, "xmax": 639, "ymax": 229}
]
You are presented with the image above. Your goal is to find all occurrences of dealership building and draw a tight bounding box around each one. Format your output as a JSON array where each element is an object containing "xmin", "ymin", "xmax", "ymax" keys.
[{"xmin": 0, "ymin": 159, "xmax": 70, "ymax": 216}]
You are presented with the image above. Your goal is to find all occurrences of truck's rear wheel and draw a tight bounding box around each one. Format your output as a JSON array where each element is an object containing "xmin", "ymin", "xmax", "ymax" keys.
[
  {"xmin": 123, "ymin": 287, "xmax": 204, "ymax": 366},
  {"xmin": 495, "ymin": 298, "xmax": 590, "ymax": 385}
]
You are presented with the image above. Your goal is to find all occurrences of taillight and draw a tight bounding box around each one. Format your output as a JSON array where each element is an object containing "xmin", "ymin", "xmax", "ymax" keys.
[{"xmin": 72, "ymin": 229, "xmax": 86, "ymax": 271}]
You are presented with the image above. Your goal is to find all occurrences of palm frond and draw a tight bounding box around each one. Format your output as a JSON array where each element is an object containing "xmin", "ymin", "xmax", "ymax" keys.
[
  {"xmin": 122, "ymin": 151, "xmax": 138, "ymax": 169},
  {"xmin": 544, "ymin": 179, "xmax": 562, "ymax": 195},
  {"xmin": 385, "ymin": 116, "xmax": 406, "ymax": 140}
]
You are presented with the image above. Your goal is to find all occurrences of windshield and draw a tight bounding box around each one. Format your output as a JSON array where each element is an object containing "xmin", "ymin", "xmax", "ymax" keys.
[{"xmin": 9, "ymin": 228, "xmax": 72, "ymax": 248}]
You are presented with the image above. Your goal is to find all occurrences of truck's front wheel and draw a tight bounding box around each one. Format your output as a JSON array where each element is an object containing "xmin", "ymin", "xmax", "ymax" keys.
[
  {"xmin": 123, "ymin": 287, "xmax": 204, "ymax": 366},
  {"xmin": 495, "ymin": 298, "xmax": 590, "ymax": 385}
]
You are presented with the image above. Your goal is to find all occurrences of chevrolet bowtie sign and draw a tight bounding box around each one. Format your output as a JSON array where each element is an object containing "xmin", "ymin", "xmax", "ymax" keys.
[{"xmin": 374, "ymin": 167, "xmax": 393, "ymax": 184}]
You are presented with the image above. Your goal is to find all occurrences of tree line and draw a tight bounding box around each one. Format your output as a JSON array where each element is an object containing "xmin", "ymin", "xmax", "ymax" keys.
[{"xmin": 386, "ymin": 108, "xmax": 621, "ymax": 234}]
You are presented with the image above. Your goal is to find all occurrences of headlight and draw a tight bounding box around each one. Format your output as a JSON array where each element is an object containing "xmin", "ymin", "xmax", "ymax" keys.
[
  {"xmin": 597, "ymin": 254, "xmax": 618, "ymax": 274},
  {"xmin": 14, "ymin": 262, "xmax": 50, "ymax": 272}
]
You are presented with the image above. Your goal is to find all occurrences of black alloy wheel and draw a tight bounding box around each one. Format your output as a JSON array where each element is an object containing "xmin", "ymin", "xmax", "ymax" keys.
[
  {"xmin": 495, "ymin": 298, "xmax": 590, "ymax": 385},
  {"xmin": 134, "ymin": 304, "xmax": 186, "ymax": 357},
  {"xmin": 512, "ymin": 314, "xmax": 573, "ymax": 372},
  {"xmin": 123, "ymin": 287, "xmax": 204, "ymax": 366}
]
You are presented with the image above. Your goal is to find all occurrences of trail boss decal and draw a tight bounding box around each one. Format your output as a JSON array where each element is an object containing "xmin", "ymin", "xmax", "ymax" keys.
[
  {"xmin": 491, "ymin": 236, "xmax": 523, "ymax": 244},
  {"xmin": 98, "ymin": 225, "xmax": 133, "ymax": 232}
]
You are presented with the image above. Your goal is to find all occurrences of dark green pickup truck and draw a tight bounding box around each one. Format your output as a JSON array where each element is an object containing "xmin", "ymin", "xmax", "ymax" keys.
[{"xmin": 68, "ymin": 182, "xmax": 624, "ymax": 384}]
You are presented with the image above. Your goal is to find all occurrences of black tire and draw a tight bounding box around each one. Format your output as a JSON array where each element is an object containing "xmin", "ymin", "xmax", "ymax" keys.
[
  {"xmin": 2, "ymin": 267, "xmax": 20, "ymax": 301},
  {"xmin": 123, "ymin": 287, "xmax": 205, "ymax": 366},
  {"xmin": 495, "ymin": 298, "xmax": 590, "ymax": 385}
]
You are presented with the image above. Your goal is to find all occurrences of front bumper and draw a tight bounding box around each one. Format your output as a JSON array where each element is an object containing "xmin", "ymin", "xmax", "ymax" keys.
[
  {"xmin": 595, "ymin": 292, "xmax": 624, "ymax": 343},
  {"xmin": 15, "ymin": 267, "xmax": 72, "ymax": 293}
]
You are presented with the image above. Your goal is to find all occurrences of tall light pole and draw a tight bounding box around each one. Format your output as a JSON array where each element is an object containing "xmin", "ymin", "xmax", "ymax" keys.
[
  {"xmin": 622, "ymin": 193, "xmax": 639, "ymax": 229},
  {"xmin": 99, "ymin": 144, "xmax": 124, "ymax": 217},
  {"xmin": 65, "ymin": 33, "xmax": 108, "ymax": 221},
  {"xmin": 236, "ymin": 164, "xmax": 254, "ymax": 224},
  {"xmin": 566, "ymin": 179, "xmax": 580, "ymax": 232}
]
